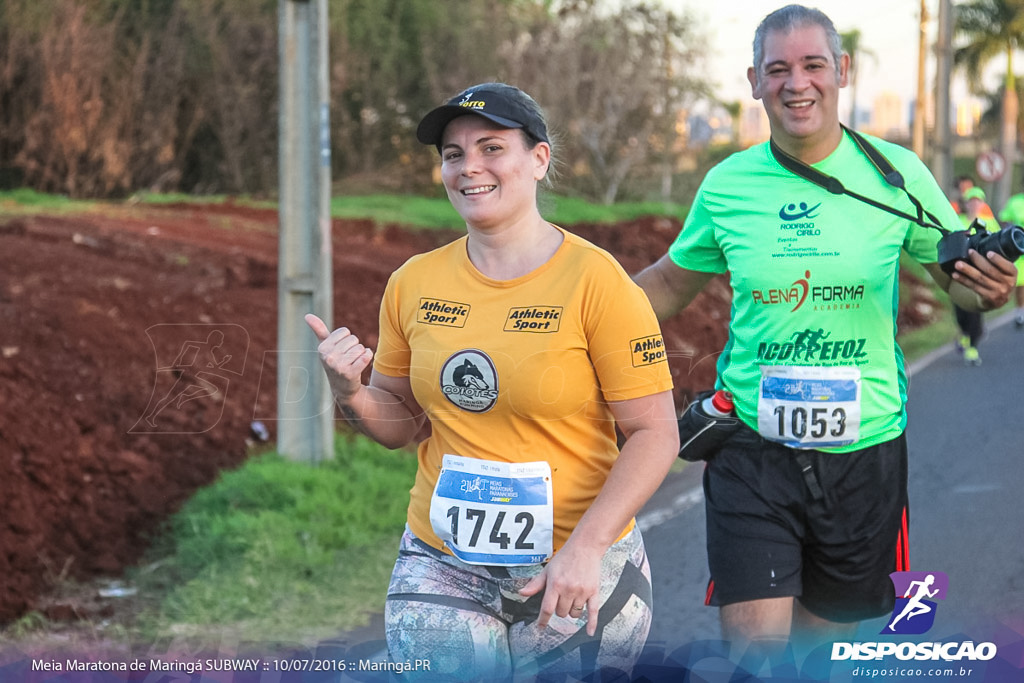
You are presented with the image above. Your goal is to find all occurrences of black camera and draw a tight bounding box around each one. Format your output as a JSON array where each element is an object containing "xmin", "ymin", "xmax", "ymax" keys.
[{"xmin": 937, "ymin": 219, "xmax": 1024, "ymax": 274}]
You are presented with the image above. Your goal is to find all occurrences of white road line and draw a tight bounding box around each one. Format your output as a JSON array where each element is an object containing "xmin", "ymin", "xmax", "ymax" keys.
[{"xmin": 637, "ymin": 486, "xmax": 704, "ymax": 532}]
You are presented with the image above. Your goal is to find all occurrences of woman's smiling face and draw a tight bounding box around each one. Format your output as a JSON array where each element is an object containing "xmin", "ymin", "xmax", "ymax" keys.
[{"xmin": 439, "ymin": 115, "xmax": 550, "ymax": 231}]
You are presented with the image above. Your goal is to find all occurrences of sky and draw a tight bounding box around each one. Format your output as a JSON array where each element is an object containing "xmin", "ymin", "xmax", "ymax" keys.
[{"xmin": 660, "ymin": 0, "xmax": 971, "ymax": 114}]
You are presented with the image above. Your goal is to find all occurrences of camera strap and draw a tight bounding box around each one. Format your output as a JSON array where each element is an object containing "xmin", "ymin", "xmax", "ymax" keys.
[{"xmin": 768, "ymin": 125, "xmax": 950, "ymax": 236}]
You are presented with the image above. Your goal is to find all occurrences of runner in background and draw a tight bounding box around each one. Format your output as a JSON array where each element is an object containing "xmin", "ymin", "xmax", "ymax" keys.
[
  {"xmin": 953, "ymin": 186, "xmax": 997, "ymax": 364},
  {"xmin": 998, "ymin": 190, "xmax": 1024, "ymax": 328},
  {"xmin": 950, "ymin": 174, "xmax": 995, "ymax": 222}
]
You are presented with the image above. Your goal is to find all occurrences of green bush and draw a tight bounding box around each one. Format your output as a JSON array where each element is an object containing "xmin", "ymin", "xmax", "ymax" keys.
[{"xmin": 133, "ymin": 435, "xmax": 417, "ymax": 642}]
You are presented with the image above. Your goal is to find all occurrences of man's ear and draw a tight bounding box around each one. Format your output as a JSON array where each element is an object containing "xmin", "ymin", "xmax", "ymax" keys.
[
  {"xmin": 747, "ymin": 66, "xmax": 762, "ymax": 100},
  {"xmin": 838, "ymin": 52, "xmax": 851, "ymax": 88}
]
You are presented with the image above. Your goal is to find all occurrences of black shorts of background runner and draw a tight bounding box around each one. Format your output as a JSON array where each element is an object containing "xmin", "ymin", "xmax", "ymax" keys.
[
  {"xmin": 702, "ymin": 426, "xmax": 909, "ymax": 623},
  {"xmin": 954, "ymin": 304, "xmax": 984, "ymax": 347}
]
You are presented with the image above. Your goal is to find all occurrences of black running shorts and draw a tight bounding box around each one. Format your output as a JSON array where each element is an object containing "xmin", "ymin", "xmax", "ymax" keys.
[{"xmin": 703, "ymin": 426, "xmax": 910, "ymax": 623}]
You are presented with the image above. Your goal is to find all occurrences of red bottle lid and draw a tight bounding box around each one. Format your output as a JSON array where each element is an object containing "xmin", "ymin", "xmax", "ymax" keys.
[{"xmin": 710, "ymin": 390, "xmax": 734, "ymax": 414}]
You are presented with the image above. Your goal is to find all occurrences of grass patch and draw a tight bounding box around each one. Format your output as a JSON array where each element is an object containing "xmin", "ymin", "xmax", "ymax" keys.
[
  {"xmin": 128, "ymin": 434, "xmax": 417, "ymax": 645},
  {"xmin": 541, "ymin": 195, "xmax": 690, "ymax": 225},
  {"xmin": 130, "ymin": 191, "xmax": 275, "ymax": 209},
  {"xmin": 329, "ymin": 193, "xmax": 691, "ymax": 230},
  {"xmin": 898, "ymin": 312, "xmax": 958, "ymax": 362},
  {"xmin": 330, "ymin": 194, "xmax": 462, "ymax": 229},
  {"xmin": 0, "ymin": 188, "xmax": 83, "ymax": 213},
  {"xmin": 1, "ymin": 188, "xmax": 688, "ymax": 232},
  {"xmin": 897, "ymin": 253, "xmax": 954, "ymax": 362}
]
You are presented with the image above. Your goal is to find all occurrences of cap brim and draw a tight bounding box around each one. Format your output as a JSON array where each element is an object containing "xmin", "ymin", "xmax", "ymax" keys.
[{"xmin": 416, "ymin": 106, "xmax": 524, "ymax": 147}]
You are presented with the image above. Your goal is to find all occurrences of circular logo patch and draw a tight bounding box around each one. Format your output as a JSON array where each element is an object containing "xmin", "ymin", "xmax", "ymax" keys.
[{"xmin": 440, "ymin": 349, "xmax": 498, "ymax": 413}]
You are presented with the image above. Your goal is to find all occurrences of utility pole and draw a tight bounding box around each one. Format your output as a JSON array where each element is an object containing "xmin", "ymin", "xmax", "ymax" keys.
[
  {"xmin": 932, "ymin": 0, "xmax": 954, "ymax": 194},
  {"xmin": 913, "ymin": 0, "xmax": 928, "ymax": 158},
  {"xmin": 277, "ymin": 0, "xmax": 333, "ymax": 462}
]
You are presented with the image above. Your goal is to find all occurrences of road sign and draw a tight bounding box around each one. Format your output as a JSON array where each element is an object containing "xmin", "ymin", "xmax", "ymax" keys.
[{"xmin": 976, "ymin": 151, "xmax": 1006, "ymax": 183}]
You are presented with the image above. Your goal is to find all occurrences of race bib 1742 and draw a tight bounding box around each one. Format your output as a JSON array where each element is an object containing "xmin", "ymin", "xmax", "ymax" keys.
[{"xmin": 429, "ymin": 454, "xmax": 553, "ymax": 566}]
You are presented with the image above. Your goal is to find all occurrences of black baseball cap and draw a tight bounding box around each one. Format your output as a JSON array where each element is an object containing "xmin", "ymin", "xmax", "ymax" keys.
[{"xmin": 416, "ymin": 83, "xmax": 549, "ymax": 149}]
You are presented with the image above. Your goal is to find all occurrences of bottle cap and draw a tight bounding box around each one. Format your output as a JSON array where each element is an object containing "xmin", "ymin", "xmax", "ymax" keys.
[{"xmin": 711, "ymin": 390, "xmax": 734, "ymax": 413}]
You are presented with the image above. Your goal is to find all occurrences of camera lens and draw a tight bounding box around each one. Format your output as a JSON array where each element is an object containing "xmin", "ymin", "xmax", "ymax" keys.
[
  {"xmin": 976, "ymin": 225, "xmax": 1024, "ymax": 262},
  {"xmin": 1003, "ymin": 225, "xmax": 1024, "ymax": 261}
]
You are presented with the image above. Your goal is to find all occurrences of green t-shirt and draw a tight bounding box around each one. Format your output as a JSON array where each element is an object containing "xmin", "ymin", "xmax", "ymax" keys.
[
  {"xmin": 998, "ymin": 194, "xmax": 1024, "ymax": 282},
  {"xmin": 669, "ymin": 132, "xmax": 959, "ymax": 452},
  {"xmin": 998, "ymin": 193, "xmax": 1024, "ymax": 225}
]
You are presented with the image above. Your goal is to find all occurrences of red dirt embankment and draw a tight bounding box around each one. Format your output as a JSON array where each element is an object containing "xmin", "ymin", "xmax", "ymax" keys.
[{"xmin": 0, "ymin": 203, "xmax": 937, "ymax": 623}]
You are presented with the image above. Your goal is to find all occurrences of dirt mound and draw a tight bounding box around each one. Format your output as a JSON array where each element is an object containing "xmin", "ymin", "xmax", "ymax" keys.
[{"xmin": 0, "ymin": 204, "xmax": 937, "ymax": 623}]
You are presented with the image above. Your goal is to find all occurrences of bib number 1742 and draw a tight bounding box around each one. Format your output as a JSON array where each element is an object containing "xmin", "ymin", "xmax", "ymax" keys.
[
  {"xmin": 446, "ymin": 507, "xmax": 535, "ymax": 551},
  {"xmin": 429, "ymin": 454, "xmax": 553, "ymax": 565}
]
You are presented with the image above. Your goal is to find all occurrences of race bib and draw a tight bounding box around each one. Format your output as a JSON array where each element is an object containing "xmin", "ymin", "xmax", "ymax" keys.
[
  {"xmin": 429, "ymin": 454, "xmax": 553, "ymax": 566},
  {"xmin": 757, "ymin": 365, "xmax": 861, "ymax": 449}
]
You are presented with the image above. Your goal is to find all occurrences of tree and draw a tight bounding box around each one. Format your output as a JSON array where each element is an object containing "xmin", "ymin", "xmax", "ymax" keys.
[
  {"xmin": 508, "ymin": 0, "xmax": 710, "ymax": 204},
  {"xmin": 179, "ymin": 0, "xmax": 278, "ymax": 194},
  {"xmin": 953, "ymin": 0, "xmax": 1024, "ymax": 209},
  {"xmin": 840, "ymin": 29, "xmax": 876, "ymax": 130},
  {"xmin": 0, "ymin": 0, "xmax": 714, "ymax": 201},
  {"xmin": 329, "ymin": 0, "xmax": 523, "ymax": 188}
]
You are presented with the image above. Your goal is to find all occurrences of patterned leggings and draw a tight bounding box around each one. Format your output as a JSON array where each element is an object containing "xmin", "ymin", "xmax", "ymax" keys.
[{"xmin": 384, "ymin": 525, "xmax": 653, "ymax": 681}]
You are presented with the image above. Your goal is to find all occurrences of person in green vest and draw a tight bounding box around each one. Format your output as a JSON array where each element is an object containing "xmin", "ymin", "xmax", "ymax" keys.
[
  {"xmin": 997, "ymin": 191, "xmax": 1024, "ymax": 328},
  {"xmin": 953, "ymin": 186, "xmax": 997, "ymax": 364}
]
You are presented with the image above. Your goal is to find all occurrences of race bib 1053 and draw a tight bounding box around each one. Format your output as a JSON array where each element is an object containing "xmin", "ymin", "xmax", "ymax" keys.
[{"xmin": 757, "ymin": 365, "xmax": 861, "ymax": 449}]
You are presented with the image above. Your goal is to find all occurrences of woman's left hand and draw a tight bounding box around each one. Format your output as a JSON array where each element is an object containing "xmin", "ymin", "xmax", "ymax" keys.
[{"xmin": 519, "ymin": 540, "xmax": 603, "ymax": 637}]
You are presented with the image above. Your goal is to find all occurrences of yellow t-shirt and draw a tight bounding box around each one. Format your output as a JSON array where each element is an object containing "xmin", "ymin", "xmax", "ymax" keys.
[{"xmin": 374, "ymin": 226, "xmax": 673, "ymax": 557}]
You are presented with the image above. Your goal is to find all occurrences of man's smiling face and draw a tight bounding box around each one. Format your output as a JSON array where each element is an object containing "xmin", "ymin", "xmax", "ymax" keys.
[{"xmin": 748, "ymin": 23, "xmax": 849, "ymax": 163}]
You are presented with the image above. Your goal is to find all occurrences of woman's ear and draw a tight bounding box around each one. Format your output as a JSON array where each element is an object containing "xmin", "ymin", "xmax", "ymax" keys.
[{"xmin": 533, "ymin": 141, "xmax": 551, "ymax": 181}]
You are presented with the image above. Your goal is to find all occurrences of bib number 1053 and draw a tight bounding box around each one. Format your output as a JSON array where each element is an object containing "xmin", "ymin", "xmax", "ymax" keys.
[
  {"xmin": 429, "ymin": 454, "xmax": 553, "ymax": 566},
  {"xmin": 771, "ymin": 405, "xmax": 847, "ymax": 440},
  {"xmin": 757, "ymin": 365, "xmax": 861, "ymax": 449}
]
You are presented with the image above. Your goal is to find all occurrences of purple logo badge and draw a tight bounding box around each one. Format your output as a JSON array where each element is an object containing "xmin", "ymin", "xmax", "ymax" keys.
[{"xmin": 882, "ymin": 571, "xmax": 949, "ymax": 635}]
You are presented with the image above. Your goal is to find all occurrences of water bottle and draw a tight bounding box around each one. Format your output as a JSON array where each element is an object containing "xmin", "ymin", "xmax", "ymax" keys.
[
  {"xmin": 677, "ymin": 389, "xmax": 739, "ymax": 462},
  {"xmin": 703, "ymin": 390, "xmax": 734, "ymax": 418}
]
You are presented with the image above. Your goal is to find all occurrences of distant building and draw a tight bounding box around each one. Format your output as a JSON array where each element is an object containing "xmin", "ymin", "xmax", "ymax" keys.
[
  {"xmin": 956, "ymin": 100, "xmax": 982, "ymax": 137},
  {"xmin": 687, "ymin": 113, "xmax": 713, "ymax": 147},
  {"xmin": 738, "ymin": 101, "xmax": 769, "ymax": 146},
  {"xmin": 867, "ymin": 91, "xmax": 907, "ymax": 139}
]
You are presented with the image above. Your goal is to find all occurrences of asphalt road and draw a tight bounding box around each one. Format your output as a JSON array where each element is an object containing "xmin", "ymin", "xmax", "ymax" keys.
[
  {"xmin": 339, "ymin": 313, "xmax": 1024, "ymax": 679},
  {"xmin": 638, "ymin": 310, "xmax": 1024, "ymax": 671}
]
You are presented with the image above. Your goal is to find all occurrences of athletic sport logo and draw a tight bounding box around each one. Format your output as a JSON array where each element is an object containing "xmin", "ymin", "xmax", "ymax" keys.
[
  {"xmin": 882, "ymin": 571, "xmax": 949, "ymax": 635},
  {"xmin": 630, "ymin": 334, "xmax": 667, "ymax": 366},
  {"xmin": 440, "ymin": 349, "xmax": 498, "ymax": 413}
]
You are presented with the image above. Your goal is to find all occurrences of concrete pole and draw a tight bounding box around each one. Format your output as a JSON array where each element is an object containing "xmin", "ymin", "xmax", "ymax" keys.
[
  {"xmin": 913, "ymin": 0, "xmax": 928, "ymax": 158},
  {"xmin": 932, "ymin": 0, "xmax": 953, "ymax": 195},
  {"xmin": 277, "ymin": 0, "xmax": 333, "ymax": 462}
]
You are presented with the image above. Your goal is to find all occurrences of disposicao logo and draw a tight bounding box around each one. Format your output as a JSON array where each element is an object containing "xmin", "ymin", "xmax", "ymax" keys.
[
  {"xmin": 831, "ymin": 570, "xmax": 999, "ymax": 663},
  {"xmin": 883, "ymin": 571, "xmax": 947, "ymax": 635}
]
